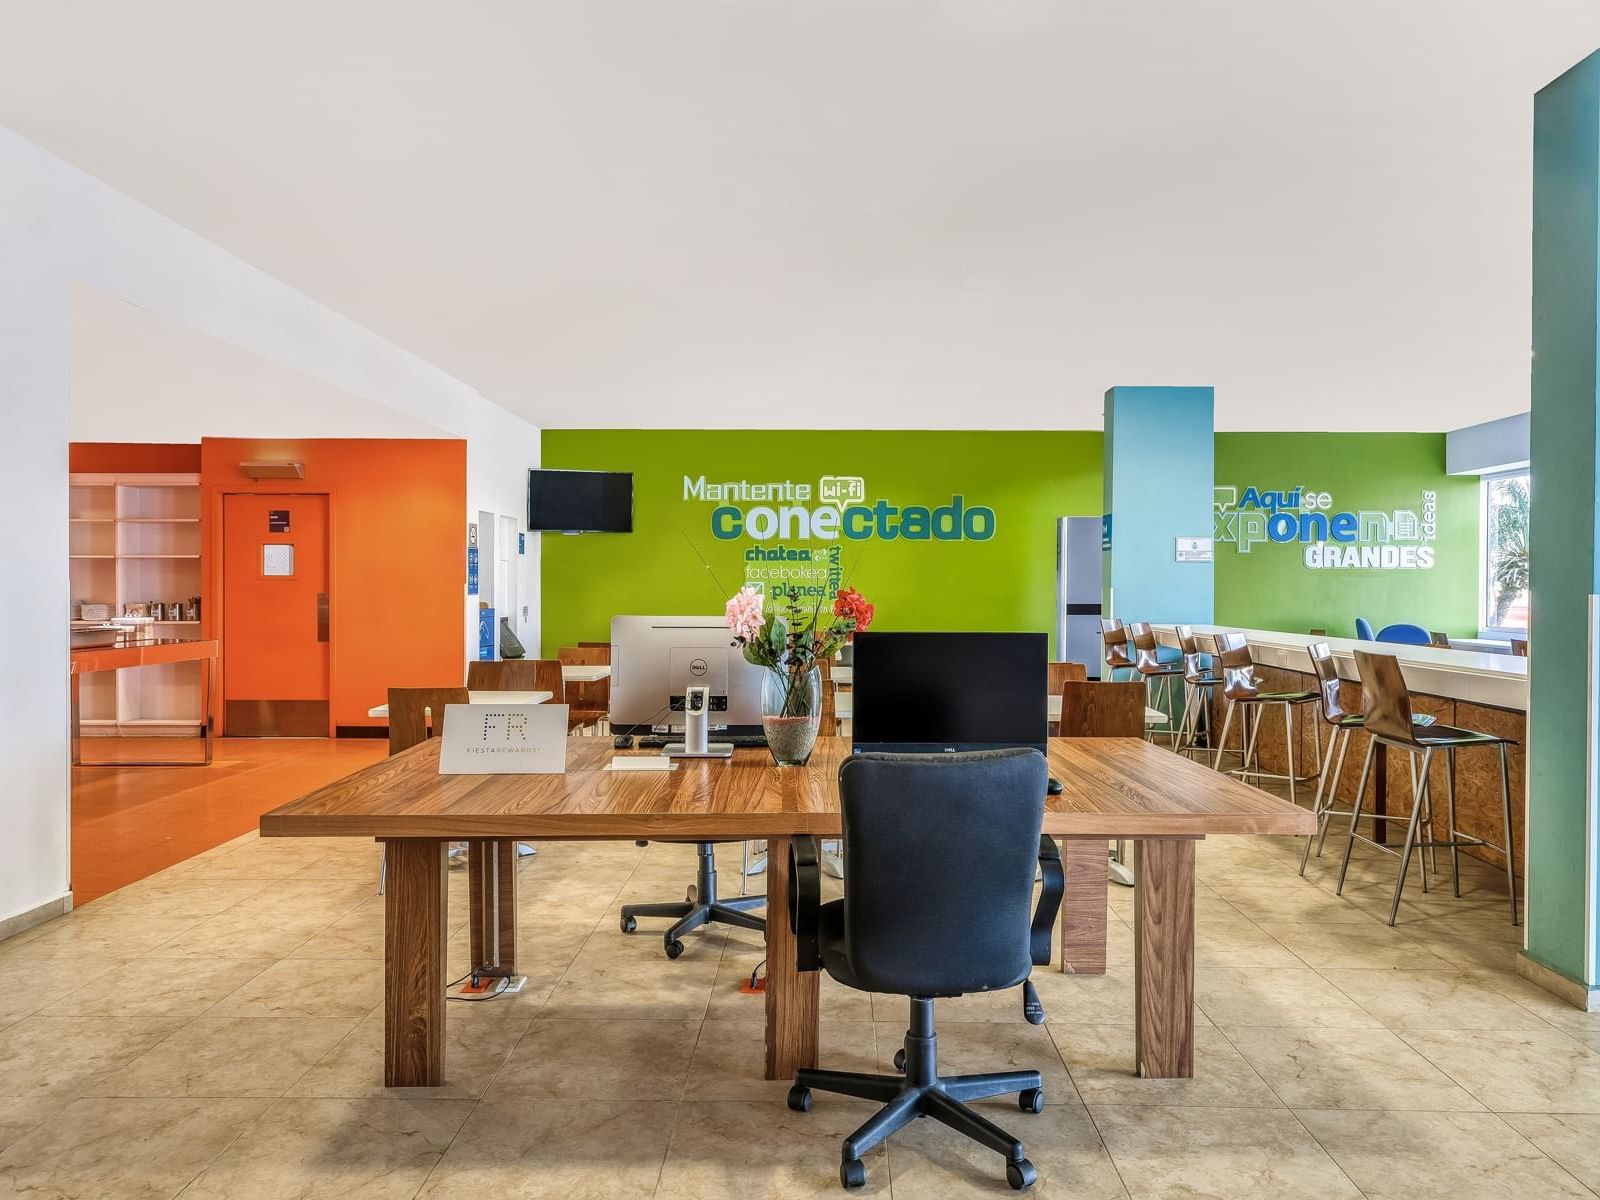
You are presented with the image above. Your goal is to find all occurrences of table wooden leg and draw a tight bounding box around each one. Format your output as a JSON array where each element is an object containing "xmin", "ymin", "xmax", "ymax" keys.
[
  {"xmin": 1060, "ymin": 838, "xmax": 1108, "ymax": 975},
  {"xmin": 384, "ymin": 839, "xmax": 448, "ymax": 1087},
  {"xmin": 1133, "ymin": 838, "xmax": 1195, "ymax": 1079},
  {"xmin": 467, "ymin": 840, "xmax": 518, "ymax": 977},
  {"xmin": 764, "ymin": 834, "xmax": 819, "ymax": 1081}
]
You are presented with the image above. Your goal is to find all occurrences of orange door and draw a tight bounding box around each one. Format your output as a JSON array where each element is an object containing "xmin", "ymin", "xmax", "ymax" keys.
[{"xmin": 222, "ymin": 494, "xmax": 330, "ymax": 735}]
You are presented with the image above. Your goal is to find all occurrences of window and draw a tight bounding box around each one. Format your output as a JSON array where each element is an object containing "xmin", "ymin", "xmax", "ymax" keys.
[{"xmin": 1481, "ymin": 469, "xmax": 1529, "ymax": 636}]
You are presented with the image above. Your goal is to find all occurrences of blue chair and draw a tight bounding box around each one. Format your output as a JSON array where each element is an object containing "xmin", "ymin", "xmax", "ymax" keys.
[
  {"xmin": 1354, "ymin": 617, "xmax": 1376, "ymax": 641},
  {"xmin": 1376, "ymin": 623, "xmax": 1431, "ymax": 646}
]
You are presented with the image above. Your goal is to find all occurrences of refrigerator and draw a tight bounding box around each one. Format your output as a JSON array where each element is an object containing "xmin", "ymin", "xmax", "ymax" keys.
[{"xmin": 1057, "ymin": 516, "xmax": 1104, "ymax": 676}]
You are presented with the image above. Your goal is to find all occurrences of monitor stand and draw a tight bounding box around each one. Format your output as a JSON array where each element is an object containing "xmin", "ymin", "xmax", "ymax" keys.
[{"xmin": 663, "ymin": 741, "xmax": 734, "ymax": 758}]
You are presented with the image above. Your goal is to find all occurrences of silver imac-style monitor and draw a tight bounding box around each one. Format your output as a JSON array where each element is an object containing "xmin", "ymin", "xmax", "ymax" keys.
[{"xmin": 609, "ymin": 615, "xmax": 766, "ymax": 734}]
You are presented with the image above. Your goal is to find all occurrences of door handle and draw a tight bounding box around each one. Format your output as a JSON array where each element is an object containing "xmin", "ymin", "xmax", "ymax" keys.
[{"xmin": 317, "ymin": 593, "xmax": 329, "ymax": 643}]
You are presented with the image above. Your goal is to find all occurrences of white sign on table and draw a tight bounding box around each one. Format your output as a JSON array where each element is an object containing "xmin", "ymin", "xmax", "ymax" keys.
[{"xmin": 439, "ymin": 704, "xmax": 569, "ymax": 774}]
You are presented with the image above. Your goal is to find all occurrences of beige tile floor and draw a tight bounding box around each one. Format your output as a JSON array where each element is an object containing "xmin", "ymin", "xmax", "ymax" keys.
[{"xmin": 0, "ymin": 813, "xmax": 1594, "ymax": 1198}]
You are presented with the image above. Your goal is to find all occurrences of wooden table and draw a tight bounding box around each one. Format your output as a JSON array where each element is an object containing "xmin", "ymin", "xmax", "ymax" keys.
[
  {"xmin": 70, "ymin": 638, "xmax": 218, "ymax": 766},
  {"xmin": 261, "ymin": 736, "xmax": 1311, "ymax": 1087}
]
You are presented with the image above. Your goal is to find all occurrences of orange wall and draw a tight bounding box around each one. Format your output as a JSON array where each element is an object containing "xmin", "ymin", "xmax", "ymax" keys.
[
  {"xmin": 70, "ymin": 442, "xmax": 202, "ymax": 473},
  {"xmin": 200, "ymin": 438, "xmax": 467, "ymax": 731}
]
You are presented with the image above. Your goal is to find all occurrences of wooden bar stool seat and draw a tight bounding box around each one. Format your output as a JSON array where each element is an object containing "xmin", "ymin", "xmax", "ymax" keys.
[
  {"xmin": 1209, "ymin": 632, "xmax": 1321, "ymax": 805},
  {"xmin": 1171, "ymin": 625, "xmax": 1220, "ymax": 760},
  {"xmin": 1128, "ymin": 621, "xmax": 1183, "ymax": 744},
  {"xmin": 1336, "ymin": 650, "xmax": 1519, "ymax": 927},
  {"xmin": 1099, "ymin": 618, "xmax": 1136, "ymax": 681}
]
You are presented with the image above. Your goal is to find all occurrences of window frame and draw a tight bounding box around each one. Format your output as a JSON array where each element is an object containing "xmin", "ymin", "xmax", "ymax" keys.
[{"xmin": 1478, "ymin": 466, "xmax": 1530, "ymax": 640}]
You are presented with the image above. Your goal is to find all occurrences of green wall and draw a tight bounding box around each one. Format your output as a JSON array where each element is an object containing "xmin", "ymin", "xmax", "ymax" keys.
[
  {"xmin": 540, "ymin": 429, "xmax": 1482, "ymax": 656},
  {"xmin": 1214, "ymin": 433, "xmax": 1480, "ymax": 638},
  {"xmin": 540, "ymin": 430, "xmax": 1103, "ymax": 657}
]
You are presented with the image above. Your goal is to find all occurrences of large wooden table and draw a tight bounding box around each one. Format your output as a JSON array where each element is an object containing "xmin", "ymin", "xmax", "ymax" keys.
[{"xmin": 261, "ymin": 736, "xmax": 1311, "ymax": 1087}]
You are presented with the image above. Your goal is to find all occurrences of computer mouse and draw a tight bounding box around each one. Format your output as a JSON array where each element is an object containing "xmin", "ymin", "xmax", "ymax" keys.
[
  {"xmin": 613, "ymin": 733, "xmax": 634, "ymax": 749},
  {"xmin": 1047, "ymin": 777, "xmax": 1064, "ymax": 796}
]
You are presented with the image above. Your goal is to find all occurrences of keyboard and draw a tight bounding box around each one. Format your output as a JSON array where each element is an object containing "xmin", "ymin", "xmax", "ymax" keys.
[{"xmin": 635, "ymin": 733, "xmax": 770, "ymax": 749}]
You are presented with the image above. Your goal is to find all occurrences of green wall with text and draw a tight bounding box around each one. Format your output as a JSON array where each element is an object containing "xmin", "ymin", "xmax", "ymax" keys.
[
  {"xmin": 540, "ymin": 430, "xmax": 1103, "ymax": 656},
  {"xmin": 540, "ymin": 429, "xmax": 1482, "ymax": 655},
  {"xmin": 1213, "ymin": 433, "xmax": 1480, "ymax": 637}
]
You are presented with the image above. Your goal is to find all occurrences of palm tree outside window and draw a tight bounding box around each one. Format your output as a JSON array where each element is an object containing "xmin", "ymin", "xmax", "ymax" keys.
[{"xmin": 1481, "ymin": 469, "xmax": 1529, "ymax": 637}]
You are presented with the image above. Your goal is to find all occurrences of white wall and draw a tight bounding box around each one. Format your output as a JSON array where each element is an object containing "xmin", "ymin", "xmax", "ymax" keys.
[{"xmin": 0, "ymin": 127, "xmax": 540, "ymax": 931}]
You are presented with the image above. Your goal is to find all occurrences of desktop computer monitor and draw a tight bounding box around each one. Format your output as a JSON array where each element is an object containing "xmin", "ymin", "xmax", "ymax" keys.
[
  {"xmin": 851, "ymin": 631, "xmax": 1048, "ymax": 756},
  {"xmin": 609, "ymin": 615, "xmax": 766, "ymax": 735}
]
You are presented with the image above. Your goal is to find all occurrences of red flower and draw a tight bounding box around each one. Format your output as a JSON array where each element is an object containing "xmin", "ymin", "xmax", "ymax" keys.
[{"xmin": 833, "ymin": 587, "xmax": 874, "ymax": 638}]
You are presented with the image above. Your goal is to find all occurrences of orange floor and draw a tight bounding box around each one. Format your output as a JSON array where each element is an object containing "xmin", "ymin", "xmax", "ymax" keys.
[{"xmin": 70, "ymin": 735, "xmax": 386, "ymax": 904}]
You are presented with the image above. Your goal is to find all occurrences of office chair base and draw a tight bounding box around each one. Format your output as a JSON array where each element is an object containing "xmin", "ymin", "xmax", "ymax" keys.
[
  {"xmin": 620, "ymin": 842, "xmax": 766, "ymax": 958},
  {"xmin": 792, "ymin": 997, "xmax": 1041, "ymax": 1190}
]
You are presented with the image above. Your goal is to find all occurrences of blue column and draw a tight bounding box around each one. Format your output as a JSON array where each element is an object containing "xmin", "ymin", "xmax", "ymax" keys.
[
  {"xmin": 1526, "ymin": 50, "xmax": 1600, "ymax": 1001},
  {"xmin": 1102, "ymin": 386, "xmax": 1216, "ymax": 625}
]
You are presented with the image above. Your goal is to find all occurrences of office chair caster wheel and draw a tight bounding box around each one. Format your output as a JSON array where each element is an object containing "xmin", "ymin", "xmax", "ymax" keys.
[
  {"xmin": 1018, "ymin": 1087, "xmax": 1044, "ymax": 1114},
  {"xmin": 839, "ymin": 1158, "xmax": 867, "ymax": 1189},
  {"xmin": 786, "ymin": 1085, "xmax": 811, "ymax": 1112},
  {"xmin": 635, "ymin": 840, "xmax": 649, "ymax": 847},
  {"xmin": 892, "ymin": 1048, "xmax": 906, "ymax": 1072},
  {"xmin": 620, "ymin": 915, "xmax": 637, "ymax": 934},
  {"xmin": 664, "ymin": 939, "xmax": 685, "ymax": 960},
  {"xmin": 1006, "ymin": 1158, "xmax": 1037, "ymax": 1190}
]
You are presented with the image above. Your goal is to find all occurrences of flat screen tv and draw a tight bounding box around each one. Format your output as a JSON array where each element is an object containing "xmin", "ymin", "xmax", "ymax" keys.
[
  {"xmin": 851, "ymin": 631, "xmax": 1048, "ymax": 756},
  {"xmin": 527, "ymin": 469, "xmax": 633, "ymax": 533}
]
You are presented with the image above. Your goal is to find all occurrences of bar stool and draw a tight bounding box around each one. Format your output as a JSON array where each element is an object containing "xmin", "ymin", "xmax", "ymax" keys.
[
  {"xmin": 1299, "ymin": 641, "xmax": 1363, "ymax": 875},
  {"xmin": 1128, "ymin": 621, "xmax": 1182, "ymax": 743},
  {"xmin": 1210, "ymin": 632, "xmax": 1322, "ymax": 805},
  {"xmin": 1336, "ymin": 650, "xmax": 1520, "ymax": 926},
  {"xmin": 1172, "ymin": 625, "xmax": 1220, "ymax": 760},
  {"xmin": 1100, "ymin": 618, "xmax": 1135, "ymax": 681}
]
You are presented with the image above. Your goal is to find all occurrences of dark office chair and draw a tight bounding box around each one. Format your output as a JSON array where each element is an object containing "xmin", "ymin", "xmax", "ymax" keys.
[
  {"xmin": 620, "ymin": 842, "xmax": 765, "ymax": 957},
  {"xmin": 787, "ymin": 749, "xmax": 1063, "ymax": 1191}
]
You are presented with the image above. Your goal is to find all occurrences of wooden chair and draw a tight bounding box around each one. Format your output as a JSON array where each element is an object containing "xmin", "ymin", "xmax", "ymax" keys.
[
  {"xmin": 559, "ymin": 645, "xmax": 611, "ymax": 733},
  {"xmin": 1429, "ymin": 631, "xmax": 1451, "ymax": 649},
  {"xmin": 466, "ymin": 658, "xmax": 564, "ymax": 695},
  {"xmin": 1056, "ymin": 680, "xmax": 1146, "ymax": 738},
  {"xmin": 1511, "ymin": 638, "xmax": 1528, "ymax": 657},
  {"xmin": 1046, "ymin": 662, "xmax": 1088, "ymax": 735},
  {"xmin": 386, "ymin": 686, "xmax": 469, "ymax": 756}
]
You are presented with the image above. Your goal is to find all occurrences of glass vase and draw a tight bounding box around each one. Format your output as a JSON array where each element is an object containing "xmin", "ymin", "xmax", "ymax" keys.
[{"xmin": 762, "ymin": 665, "xmax": 822, "ymax": 766}]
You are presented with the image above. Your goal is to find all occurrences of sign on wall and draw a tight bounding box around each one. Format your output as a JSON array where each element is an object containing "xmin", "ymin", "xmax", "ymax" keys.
[
  {"xmin": 683, "ymin": 473, "xmax": 998, "ymax": 600},
  {"xmin": 1214, "ymin": 485, "xmax": 1438, "ymax": 571}
]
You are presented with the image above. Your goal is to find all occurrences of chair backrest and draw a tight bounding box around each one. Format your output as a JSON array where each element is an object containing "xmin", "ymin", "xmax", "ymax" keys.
[
  {"xmin": 1100, "ymin": 618, "xmax": 1133, "ymax": 669},
  {"xmin": 1353, "ymin": 650, "xmax": 1416, "ymax": 744},
  {"xmin": 1355, "ymin": 617, "xmax": 1376, "ymax": 641},
  {"xmin": 1214, "ymin": 631, "xmax": 1263, "ymax": 701},
  {"xmin": 1174, "ymin": 625, "xmax": 1210, "ymax": 683},
  {"xmin": 1127, "ymin": 621, "xmax": 1167, "ymax": 674},
  {"xmin": 387, "ymin": 686, "xmax": 470, "ymax": 755},
  {"xmin": 1376, "ymin": 622, "xmax": 1431, "ymax": 646},
  {"xmin": 1057, "ymin": 680, "xmax": 1145, "ymax": 737},
  {"xmin": 818, "ymin": 657, "xmax": 837, "ymax": 736},
  {"xmin": 1306, "ymin": 641, "xmax": 1353, "ymax": 725},
  {"xmin": 1511, "ymin": 638, "xmax": 1529, "ymax": 657},
  {"xmin": 1047, "ymin": 661, "xmax": 1089, "ymax": 695},
  {"xmin": 558, "ymin": 645, "xmax": 611, "ymax": 712},
  {"xmin": 465, "ymin": 658, "xmax": 564, "ymax": 695},
  {"xmin": 838, "ymin": 749, "xmax": 1046, "ymax": 996},
  {"xmin": 1429, "ymin": 631, "xmax": 1451, "ymax": 649}
]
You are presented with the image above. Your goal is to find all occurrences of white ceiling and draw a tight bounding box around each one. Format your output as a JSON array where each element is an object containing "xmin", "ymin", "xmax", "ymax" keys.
[{"xmin": 3, "ymin": 1, "xmax": 1597, "ymax": 431}]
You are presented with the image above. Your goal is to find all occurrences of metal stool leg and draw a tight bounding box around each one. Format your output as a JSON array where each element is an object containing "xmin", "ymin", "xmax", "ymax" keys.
[
  {"xmin": 1407, "ymin": 752, "xmax": 1430, "ymax": 894},
  {"xmin": 1241, "ymin": 704, "xmax": 1264, "ymax": 782},
  {"xmin": 1300, "ymin": 724, "xmax": 1341, "ymax": 875},
  {"xmin": 1212, "ymin": 701, "xmax": 1236, "ymax": 771},
  {"xmin": 1389, "ymin": 748, "xmax": 1433, "ymax": 925},
  {"xmin": 1282, "ymin": 701, "xmax": 1297, "ymax": 806},
  {"xmin": 1499, "ymin": 743, "xmax": 1519, "ymax": 926},
  {"xmin": 1445, "ymin": 749, "xmax": 1461, "ymax": 899},
  {"xmin": 1336, "ymin": 738, "xmax": 1378, "ymax": 896}
]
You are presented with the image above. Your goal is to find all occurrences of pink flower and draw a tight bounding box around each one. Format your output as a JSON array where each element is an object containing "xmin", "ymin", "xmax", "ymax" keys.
[{"xmin": 725, "ymin": 585, "xmax": 765, "ymax": 642}]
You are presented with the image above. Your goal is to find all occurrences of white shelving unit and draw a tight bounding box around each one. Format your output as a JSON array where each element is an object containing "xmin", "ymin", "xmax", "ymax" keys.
[{"xmin": 70, "ymin": 473, "xmax": 205, "ymax": 737}]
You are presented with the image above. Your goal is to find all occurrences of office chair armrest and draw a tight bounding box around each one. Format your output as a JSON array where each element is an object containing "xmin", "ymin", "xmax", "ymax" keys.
[
  {"xmin": 788, "ymin": 835, "xmax": 823, "ymax": 972},
  {"xmin": 1031, "ymin": 835, "xmax": 1064, "ymax": 967}
]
